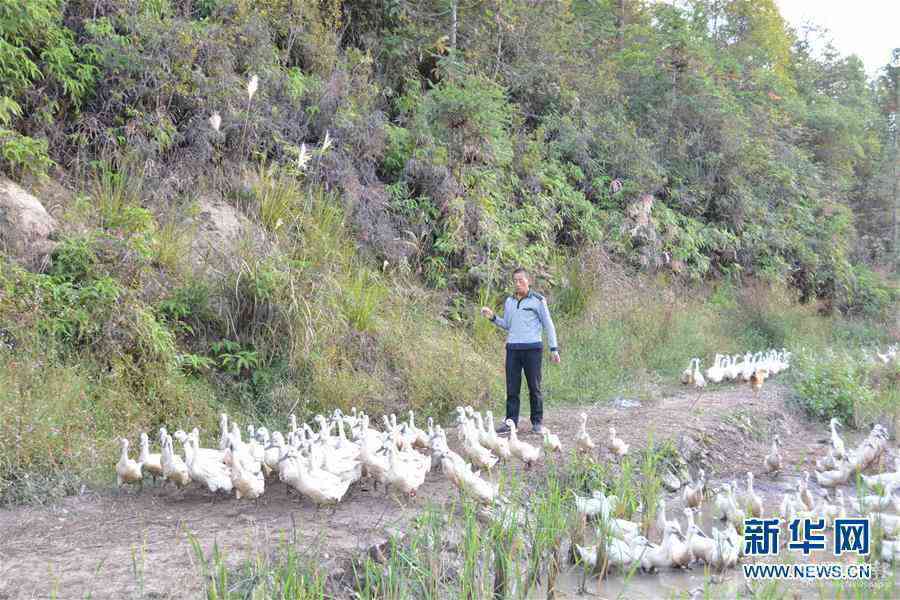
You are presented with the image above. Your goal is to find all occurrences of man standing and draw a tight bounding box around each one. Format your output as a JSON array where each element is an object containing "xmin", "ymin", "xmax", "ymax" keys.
[{"xmin": 481, "ymin": 267, "xmax": 560, "ymax": 435}]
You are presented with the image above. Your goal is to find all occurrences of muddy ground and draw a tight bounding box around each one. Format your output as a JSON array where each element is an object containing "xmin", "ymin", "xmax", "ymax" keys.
[{"xmin": 0, "ymin": 382, "xmax": 892, "ymax": 599}]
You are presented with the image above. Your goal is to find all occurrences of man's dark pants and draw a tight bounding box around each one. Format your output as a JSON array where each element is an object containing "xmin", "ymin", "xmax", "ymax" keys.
[{"xmin": 505, "ymin": 347, "xmax": 543, "ymax": 427}]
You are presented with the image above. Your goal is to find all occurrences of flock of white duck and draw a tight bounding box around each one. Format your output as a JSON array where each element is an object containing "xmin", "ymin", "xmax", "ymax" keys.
[
  {"xmin": 574, "ymin": 419, "xmax": 900, "ymax": 574},
  {"xmin": 681, "ymin": 348, "xmax": 791, "ymax": 394},
  {"xmin": 113, "ymin": 368, "xmax": 900, "ymax": 575},
  {"xmin": 115, "ymin": 406, "xmax": 628, "ymax": 508}
]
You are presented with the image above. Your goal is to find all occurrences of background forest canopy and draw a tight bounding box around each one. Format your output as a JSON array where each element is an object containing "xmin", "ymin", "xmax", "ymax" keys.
[{"xmin": 1, "ymin": 0, "xmax": 898, "ymax": 300}]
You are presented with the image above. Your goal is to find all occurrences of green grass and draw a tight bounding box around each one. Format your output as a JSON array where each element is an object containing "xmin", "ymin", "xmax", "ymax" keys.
[
  {"xmin": 789, "ymin": 347, "xmax": 899, "ymax": 428},
  {"xmin": 0, "ymin": 346, "xmax": 226, "ymax": 505},
  {"xmin": 189, "ymin": 531, "xmax": 329, "ymax": 599}
]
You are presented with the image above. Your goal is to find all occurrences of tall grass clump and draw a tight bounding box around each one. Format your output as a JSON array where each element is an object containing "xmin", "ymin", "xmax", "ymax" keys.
[
  {"xmin": 790, "ymin": 347, "xmax": 898, "ymax": 429},
  {"xmin": 0, "ymin": 348, "xmax": 225, "ymax": 505},
  {"xmin": 243, "ymin": 164, "xmax": 303, "ymax": 233},
  {"xmin": 189, "ymin": 532, "xmax": 327, "ymax": 599},
  {"xmin": 791, "ymin": 349, "xmax": 875, "ymax": 425}
]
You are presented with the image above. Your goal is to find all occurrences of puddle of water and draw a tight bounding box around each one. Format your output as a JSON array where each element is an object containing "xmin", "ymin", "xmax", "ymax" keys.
[
  {"xmin": 554, "ymin": 564, "xmax": 735, "ymax": 599},
  {"xmin": 540, "ymin": 475, "xmax": 900, "ymax": 600}
]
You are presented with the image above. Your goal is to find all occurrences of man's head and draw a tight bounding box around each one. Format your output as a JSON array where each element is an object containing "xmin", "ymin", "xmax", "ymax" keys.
[{"xmin": 512, "ymin": 267, "xmax": 530, "ymax": 297}]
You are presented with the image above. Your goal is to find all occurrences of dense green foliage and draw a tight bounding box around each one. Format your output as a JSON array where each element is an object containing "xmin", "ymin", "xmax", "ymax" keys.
[
  {"xmin": 0, "ymin": 0, "xmax": 97, "ymax": 176},
  {"xmin": 791, "ymin": 348, "xmax": 899, "ymax": 426},
  {"xmin": 1, "ymin": 0, "xmax": 895, "ymax": 298}
]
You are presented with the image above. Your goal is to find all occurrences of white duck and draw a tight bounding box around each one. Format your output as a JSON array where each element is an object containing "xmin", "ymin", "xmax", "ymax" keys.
[
  {"xmin": 507, "ymin": 420, "xmax": 540, "ymax": 467},
  {"xmin": 577, "ymin": 535, "xmax": 650, "ymax": 571},
  {"xmin": 441, "ymin": 454, "xmax": 499, "ymax": 505},
  {"xmin": 482, "ymin": 412, "xmax": 512, "ymax": 459},
  {"xmin": 862, "ymin": 457, "xmax": 900, "ymax": 488},
  {"xmin": 724, "ymin": 354, "xmax": 742, "ymax": 380},
  {"xmin": 684, "ymin": 508, "xmax": 715, "ymax": 565},
  {"xmin": 656, "ymin": 498, "xmax": 684, "ymax": 537},
  {"xmin": 575, "ymin": 490, "xmax": 616, "ymax": 520},
  {"xmin": 227, "ymin": 425, "xmax": 263, "ymax": 476},
  {"xmin": 264, "ymin": 431, "xmax": 287, "ymax": 473},
  {"xmin": 640, "ymin": 523, "xmax": 680, "ymax": 572},
  {"xmin": 691, "ymin": 358, "xmax": 706, "ymax": 388},
  {"xmin": 871, "ymin": 512, "xmax": 900, "ymax": 538},
  {"xmin": 712, "ymin": 482, "xmax": 745, "ymax": 526},
  {"xmin": 217, "ymin": 413, "xmax": 230, "ymax": 451},
  {"xmin": 740, "ymin": 353, "xmax": 756, "ymax": 382},
  {"xmin": 779, "ymin": 491, "xmax": 798, "ymax": 524},
  {"xmin": 705, "ymin": 354, "xmax": 725, "ymax": 384},
  {"xmin": 472, "ymin": 412, "xmax": 494, "ymax": 449},
  {"xmin": 461, "ymin": 421, "xmax": 499, "ymax": 471},
  {"xmin": 669, "ymin": 522, "xmax": 693, "ymax": 569},
  {"xmin": 608, "ymin": 426, "xmax": 629, "ymax": 458},
  {"xmin": 360, "ymin": 435, "xmax": 392, "ymax": 489},
  {"xmin": 815, "ymin": 462, "xmax": 850, "ymax": 488},
  {"xmin": 284, "ymin": 446, "xmax": 351, "ymax": 506},
  {"xmin": 406, "ymin": 410, "xmax": 430, "ymax": 448},
  {"xmin": 849, "ymin": 481, "xmax": 897, "ymax": 513},
  {"xmin": 709, "ymin": 527, "xmax": 739, "ymax": 569},
  {"xmin": 174, "ymin": 429, "xmax": 225, "ymax": 463},
  {"xmin": 384, "ymin": 444, "xmax": 428, "ymax": 498},
  {"xmin": 683, "ymin": 469, "xmax": 705, "ymax": 509},
  {"xmin": 745, "ymin": 472, "xmax": 764, "ymax": 518},
  {"xmin": 139, "ymin": 432, "xmax": 162, "ymax": 483},
  {"xmin": 116, "ymin": 438, "xmax": 143, "ymax": 489},
  {"xmin": 829, "ymin": 418, "xmax": 846, "ymax": 460},
  {"xmin": 575, "ymin": 412, "xmax": 596, "ymax": 453},
  {"xmin": 726, "ymin": 485, "xmax": 746, "ymax": 526},
  {"xmin": 160, "ymin": 433, "xmax": 191, "ymax": 488},
  {"xmin": 881, "ymin": 540, "xmax": 900, "ymax": 563},
  {"xmin": 542, "ymin": 427, "xmax": 562, "ymax": 454},
  {"xmin": 320, "ymin": 441, "xmax": 364, "ymax": 486},
  {"xmin": 764, "ymin": 435, "xmax": 782, "ymax": 474},
  {"xmin": 798, "ymin": 472, "xmax": 815, "ymax": 511},
  {"xmin": 225, "ymin": 447, "xmax": 264, "ymax": 500},
  {"xmin": 185, "ymin": 437, "xmax": 233, "ymax": 495}
]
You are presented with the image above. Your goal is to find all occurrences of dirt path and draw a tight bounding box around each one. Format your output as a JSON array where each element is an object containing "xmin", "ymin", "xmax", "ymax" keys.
[{"xmin": 0, "ymin": 382, "xmax": 885, "ymax": 599}]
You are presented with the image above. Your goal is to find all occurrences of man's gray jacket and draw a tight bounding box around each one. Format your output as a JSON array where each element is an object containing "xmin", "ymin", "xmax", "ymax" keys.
[{"xmin": 490, "ymin": 291, "xmax": 558, "ymax": 352}]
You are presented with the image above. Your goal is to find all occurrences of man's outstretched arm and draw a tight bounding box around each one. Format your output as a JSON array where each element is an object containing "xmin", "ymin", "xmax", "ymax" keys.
[{"xmin": 491, "ymin": 302, "xmax": 509, "ymax": 331}]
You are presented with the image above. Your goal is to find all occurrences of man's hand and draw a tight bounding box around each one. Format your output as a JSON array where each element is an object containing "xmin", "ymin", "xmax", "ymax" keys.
[
  {"xmin": 551, "ymin": 351, "xmax": 561, "ymax": 364},
  {"xmin": 481, "ymin": 307, "xmax": 494, "ymax": 320}
]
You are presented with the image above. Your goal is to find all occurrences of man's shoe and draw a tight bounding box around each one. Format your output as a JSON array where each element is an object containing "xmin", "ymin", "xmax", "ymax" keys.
[
  {"xmin": 531, "ymin": 423, "xmax": 544, "ymax": 435},
  {"xmin": 495, "ymin": 423, "xmax": 511, "ymax": 436}
]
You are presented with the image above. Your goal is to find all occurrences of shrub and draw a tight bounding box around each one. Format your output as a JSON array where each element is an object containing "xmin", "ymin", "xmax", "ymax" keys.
[
  {"xmin": 381, "ymin": 123, "xmax": 413, "ymax": 179},
  {"xmin": 245, "ymin": 164, "xmax": 303, "ymax": 233},
  {"xmin": 838, "ymin": 264, "xmax": 898, "ymax": 319},
  {"xmin": 0, "ymin": 128, "xmax": 54, "ymax": 177},
  {"xmin": 417, "ymin": 73, "xmax": 514, "ymax": 169},
  {"xmin": 0, "ymin": 0, "xmax": 97, "ymax": 175},
  {"xmin": 157, "ymin": 282, "xmax": 216, "ymax": 336},
  {"xmin": 790, "ymin": 349, "xmax": 875, "ymax": 425}
]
